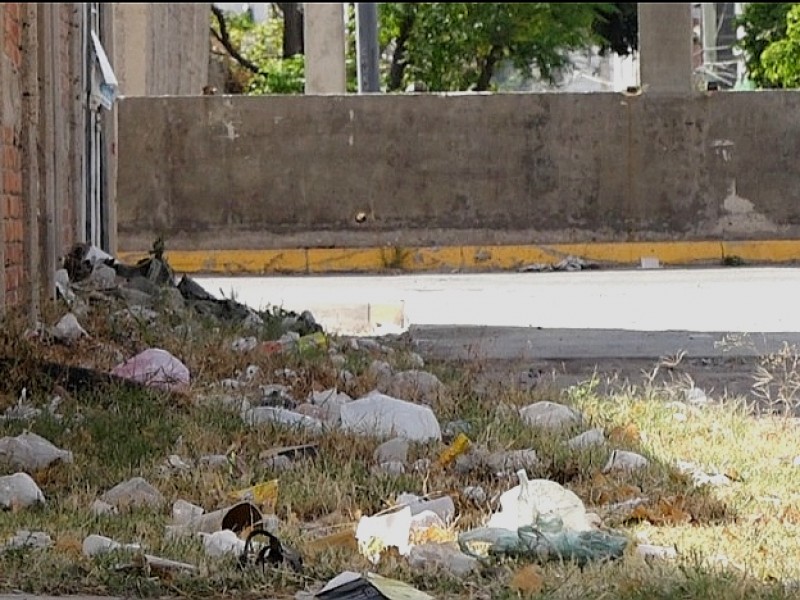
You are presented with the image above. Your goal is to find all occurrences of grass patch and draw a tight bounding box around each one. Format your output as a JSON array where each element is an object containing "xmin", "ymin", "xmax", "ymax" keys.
[{"xmin": 2, "ymin": 303, "xmax": 800, "ymax": 598}]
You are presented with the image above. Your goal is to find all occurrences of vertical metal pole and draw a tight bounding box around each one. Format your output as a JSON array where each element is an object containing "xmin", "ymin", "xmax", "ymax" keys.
[{"xmin": 355, "ymin": 2, "xmax": 380, "ymax": 92}]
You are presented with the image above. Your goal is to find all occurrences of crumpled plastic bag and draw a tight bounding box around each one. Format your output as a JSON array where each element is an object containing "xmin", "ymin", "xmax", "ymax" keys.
[
  {"xmin": 458, "ymin": 516, "xmax": 629, "ymax": 567},
  {"xmin": 111, "ymin": 348, "xmax": 190, "ymax": 392}
]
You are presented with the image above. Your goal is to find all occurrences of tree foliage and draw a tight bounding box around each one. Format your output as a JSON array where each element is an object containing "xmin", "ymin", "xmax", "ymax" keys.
[
  {"xmin": 380, "ymin": 3, "xmax": 621, "ymax": 92},
  {"xmin": 212, "ymin": 3, "xmax": 639, "ymax": 95},
  {"xmin": 735, "ymin": 3, "xmax": 795, "ymax": 88},
  {"xmin": 760, "ymin": 4, "xmax": 800, "ymax": 88}
]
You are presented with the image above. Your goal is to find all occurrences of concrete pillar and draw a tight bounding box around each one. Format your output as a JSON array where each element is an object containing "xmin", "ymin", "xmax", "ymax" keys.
[
  {"xmin": 638, "ymin": 3, "xmax": 694, "ymax": 94},
  {"xmin": 112, "ymin": 3, "xmax": 148, "ymax": 96},
  {"xmin": 304, "ymin": 3, "xmax": 346, "ymax": 94}
]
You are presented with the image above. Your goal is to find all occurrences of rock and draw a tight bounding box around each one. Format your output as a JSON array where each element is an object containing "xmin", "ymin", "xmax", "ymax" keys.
[
  {"xmin": 413, "ymin": 458, "xmax": 432, "ymax": 473},
  {"xmin": 294, "ymin": 403, "xmax": 326, "ymax": 421},
  {"xmin": 88, "ymin": 264, "xmax": 117, "ymax": 289},
  {"xmin": 487, "ymin": 471, "xmax": 593, "ymax": 532},
  {"xmin": 82, "ymin": 534, "xmax": 141, "ymax": 557},
  {"xmin": 111, "ymin": 348, "xmax": 190, "ymax": 392},
  {"xmin": 0, "ymin": 473, "xmax": 45, "ymax": 509},
  {"xmin": 368, "ymin": 360, "xmax": 393, "ymax": 383},
  {"xmin": 684, "ymin": 387, "xmax": 710, "ymax": 406},
  {"xmin": 520, "ymin": 401, "xmax": 582, "ymax": 429},
  {"xmin": 443, "ymin": 420, "xmax": 472, "ymax": 439},
  {"xmin": 90, "ymin": 499, "xmax": 118, "ymax": 516},
  {"xmin": 408, "ymin": 543, "xmax": 479, "ymax": 577},
  {"xmin": 407, "ymin": 352, "xmax": 425, "ymax": 368},
  {"xmin": 568, "ymin": 428, "xmax": 606, "ymax": 450},
  {"xmin": 165, "ymin": 454, "xmax": 193, "ymax": 471},
  {"xmin": 232, "ymin": 336, "xmax": 258, "ymax": 353},
  {"xmin": 372, "ymin": 461, "xmax": 406, "ymax": 476},
  {"xmin": 410, "ymin": 510, "xmax": 445, "ymax": 532},
  {"xmin": 100, "ymin": 477, "xmax": 164, "ymax": 510},
  {"xmin": 340, "ymin": 392, "xmax": 442, "ymax": 442},
  {"xmin": 383, "ymin": 370, "xmax": 446, "ymax": 405},
  {"xmin": 637, "ymin": 544, "xmax": 678, "ymax": 560},
  {"xmin": 330, "ymin": 354, "xmax": 347, "ymax": 369},
  {"xmin": 462, "ymin": 486, "xmax": 487, "ymax": 504},
  {"xmin": 53, "ymin": 312, "xmax": 88, "ymax": 344},
  {"xmin": 2, "ymin": 530, "xmax": 53, "ymax": 552},
  {"xmin": 1, "ymin": 397, "xmax": 40, "ymax": 422},
  {"xmin": 486, "ymin": 449, "xmax": 540, "ymax": 474},
  {"xmin": 244, "ymin": 406, "xmax": 324, "ymax": 434},
  {"xmin": 0, "ymin": 432, "xmax": 73, "ymax": 471},
  {"xmin": 172, "ymin": 500, "xmax": 204, "ymax": 525},
  {"xmin": 259, "ymin": 384, "xmax": 296, "ymax": 409},
  {"xmin": 602, "ymin": 450, "xmax": 650, "ymax": 473},
  {"xmin": 358, "ymin": 339, "xmax": 383, "ymax": 352},
  {"xmin": 374, "ymin": 437, "xmax": 410, "ymax": 464},
  {"xmin": 308, "ymin": 388, "xmax": 351, "ymax": 423}
]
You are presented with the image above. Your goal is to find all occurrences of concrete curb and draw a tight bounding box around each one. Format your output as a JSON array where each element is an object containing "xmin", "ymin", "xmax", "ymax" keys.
[{"xmin": 117, "ymin": 240, "xmax": 800, "ymax": 275}]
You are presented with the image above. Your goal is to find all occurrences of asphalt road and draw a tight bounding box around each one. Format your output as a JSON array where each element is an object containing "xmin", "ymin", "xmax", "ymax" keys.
[{"xmin": 195, "ymin": 266, "xmax": 800, "ymax": 336}]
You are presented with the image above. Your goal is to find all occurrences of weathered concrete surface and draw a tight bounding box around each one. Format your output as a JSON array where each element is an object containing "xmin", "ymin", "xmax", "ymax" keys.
[{"xmin": 118, "ymin": 92, "xmax": 800, "ymax": 252}]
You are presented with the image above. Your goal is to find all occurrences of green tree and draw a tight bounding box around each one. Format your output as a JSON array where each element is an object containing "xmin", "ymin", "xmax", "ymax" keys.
[
  {"xmin": 380, "ymin": 3, "xmax": 625, "ymax": 92},
  {"xmin": 760, "ymin": 4, "xmax": 800, "ymax": 88},
  {"xmin": 735, "ymin": 2, "xmax": 794, "ymax": 88}
]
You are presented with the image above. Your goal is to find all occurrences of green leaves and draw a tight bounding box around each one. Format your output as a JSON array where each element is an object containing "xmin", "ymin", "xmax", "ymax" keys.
[{"xmin": 735, "ymin": 3, "xmax": 795, "ymax": 89}]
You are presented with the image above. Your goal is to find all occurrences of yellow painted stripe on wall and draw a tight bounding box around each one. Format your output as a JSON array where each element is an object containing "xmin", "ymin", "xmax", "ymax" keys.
[{"xmin": 115, "ymin": 239, "xmax": 800, "ymax": 275}]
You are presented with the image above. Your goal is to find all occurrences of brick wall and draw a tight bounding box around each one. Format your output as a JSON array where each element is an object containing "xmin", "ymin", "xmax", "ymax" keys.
[{"xmin": 2, "ymin": 2, "xmax": 24, "ymax": 306}]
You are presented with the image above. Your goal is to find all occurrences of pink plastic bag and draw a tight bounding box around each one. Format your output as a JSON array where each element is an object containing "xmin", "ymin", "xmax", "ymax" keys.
[{"xmin": 111, "ymin": 348, "xmax": 190, "ymax": 392}]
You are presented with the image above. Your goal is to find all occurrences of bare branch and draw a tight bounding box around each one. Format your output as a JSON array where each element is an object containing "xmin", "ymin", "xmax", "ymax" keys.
[{"xmin": 210, "ymin": 5, "xmax": 265, "ymax": 76}]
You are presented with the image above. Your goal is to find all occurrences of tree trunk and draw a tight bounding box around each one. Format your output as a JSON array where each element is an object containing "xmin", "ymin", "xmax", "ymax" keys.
[
  {"xmin": 388, "ymin": 9, "xmax": 416, "ymax": 91},
  {"xmin": 475, "ymin": 46, "xmax": 502, "ymax": 92},
  {"xmin": 278, "ymin": 3, "xmax": 304, "ymax": 58}
]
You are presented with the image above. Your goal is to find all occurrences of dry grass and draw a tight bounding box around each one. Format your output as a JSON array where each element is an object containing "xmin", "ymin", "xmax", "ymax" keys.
[{"xmin": 1, "ymin": 299, "xmax": 800, "ymax": 599}]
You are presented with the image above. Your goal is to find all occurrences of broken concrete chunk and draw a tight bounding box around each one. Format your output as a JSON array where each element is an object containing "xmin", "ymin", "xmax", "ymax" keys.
[
  {"xmin": 89, "ymin": 264, "xmax": 118, "ymax": 289},
  {"xmin": 486, "ymin": 449, "xmax": 540, "ymax": 475},
  {"xmin": 374, "ymin": 437, "xmax": 410, "ymax": 464},
  {"xmin": 368, "ymin": 360, "xmax": 393, "ymax": 383},
  {"xmin": 462, "ymin": 485, "xmax": 487, "ymax": 504},
  {"xmin": 53, "ymin": 313, "xmax": 88, "ymax": 344},
  {"xmin": 568, "ymin": 428, "xmax": 606, "ymax": 450},
  {"xmin": 0, "ymin": 473, "xmax": 45, "ymax": 509},
  {"xmin": 100, "ymin": 477, "xmax": 164, "ymax": 510},
  {"xmin": 396, "ymin": 493, "xmax": 456, "ymax": 522},
  {"xmin": 408, "ymin": 543, "xmax": 480, "ymax": 577},
  {"xmin": 383, "ymin": 370, "xmax": 446, "ymax": 405},
  {"xmin": 340, "ymin": 392, "xmax": 442, "ymax": 442},
  {"xmin": 198, "ymin": 454, "xmax": 229, "ymax": 469},
  {"xmin": 232, "ymin": 336, "xmax": 258, "ymax": 353},
  {"xmin": 0, "ymin": 431, "xmax": 74, "ymax": 471},
  {"xmin": 372, "ymin": 461, "xmax": 406, "ymax": 476},
  {"xmin": 520, "ymin": 401, "xmax": 582, "ymax": 429},
  {"xmin": 172, "ymin": 500, "xmax": 204, "ymax": 526},
  {"xmin": 110, "ymin": 348, "xmax": 190, "ymax": 392},
  {"xmin": 602, "ymin": 450, "xmax": 650, "ymax": 473}
]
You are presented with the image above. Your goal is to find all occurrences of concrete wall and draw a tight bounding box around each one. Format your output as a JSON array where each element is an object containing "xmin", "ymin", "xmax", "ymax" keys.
[
  {"xmin": 112, "ymin": 3, "xmax": 210, "ymax": 97},
  {"xmin": 116, "ymin": 92, "xmax": 800, "ymax": 253}
]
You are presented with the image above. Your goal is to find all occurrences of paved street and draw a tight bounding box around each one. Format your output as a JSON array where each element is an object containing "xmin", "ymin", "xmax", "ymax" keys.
[{"xmin": 195, "ymin": 266, "xmax": 800, "ymax": 337}]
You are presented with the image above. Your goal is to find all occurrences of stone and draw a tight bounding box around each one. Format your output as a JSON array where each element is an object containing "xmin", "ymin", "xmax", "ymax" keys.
[
  {"xmin": 520, "ymin": 401, "xmax": 582, "ymax": 429},
  {"xmin": 568, "ymin": 428, "xmax": 606, "ymax": 450},
  {"xmin": 111, "ymin": 348, "xmax": 190, "ymax": 392},
  {"xmin": 407, "ymin": 352, "xmax": 425, "ymax": 368},
  {"xmin": 368, "ymin": 360, "xmax": 393, "ymax": 383},
  {"xmin": 602, "ymin": 450, "xmax": 650, "ymax": 473},
  {"xmin": 0, "ymin": 432, "xmax": 73, "ymax": 471},
  {"xmin": 396, "ymin": 493, "xmax": 456, "ymax": 522},
  {"xmin": 264, "ymin": 455, "xmax": 293, "ymax": 471},
  {"xmin": 372, "ymin": 461, "xmax": 406, "ymax": 476},
  {"xmin": 308, "ymin": 388, "xmax": 351, "ymax": 423},
  {"xmin": 0, "ymin": 473, "xmax": 45, "ymax": 509},
  {"xmin": 486, "ymin": 449, "xmax": 540, "ymax": 474},
  {"xmin": 259, "ymin": 384, "xmax": 297, "ymax": 409},
  {"xmin": 340, "ymin": 392, "xmax": 442, "ymax": 442},
  {"xmin": 383, "ymin": 370, "xmax": 446, "ymax": 405},
  {"xmin": 637, "ymin": 544, "xmax": 678, "ymax": 560},
  {"xmin": 198, "ymin": 454, "xmax": 229, "ymax": 469},
  {"xmin": 462, "ymin": 485, "xmax": 487, "ymax": 504},
  {"xmin": 232, "ymin": 336, "xmax": 258, "ymax": 353},
  {"xmin": 90, "ymin": 499, "xmax": 118, "ymax": 516},
  {"xmin": 244, "ymin": 406, "xmax": 324, "ymax": 434},
  {"xmin": 685, "ymin": 387, "xmax": 710, "ymax": 405},
  {"xmin": 88, "ymin": 264, "xmax": 118, "ymax": 288},
  {"xmin": 374, "ymin": 437, "xmax": 410, "ymax": 464},
  {"xmin": 2, "ymin": 529, "xmax": 53, "ymax": 551},
  {"xmin": 408, "ymin": 543, "xmax": 479, "ymax": 577},
  {"xmin": 53, "ymin": 313, "xmax": 88, "ymax": 344},
  {"xmin": 100, "ymin": 477, "xmax": 164, "ymax": 510}
]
